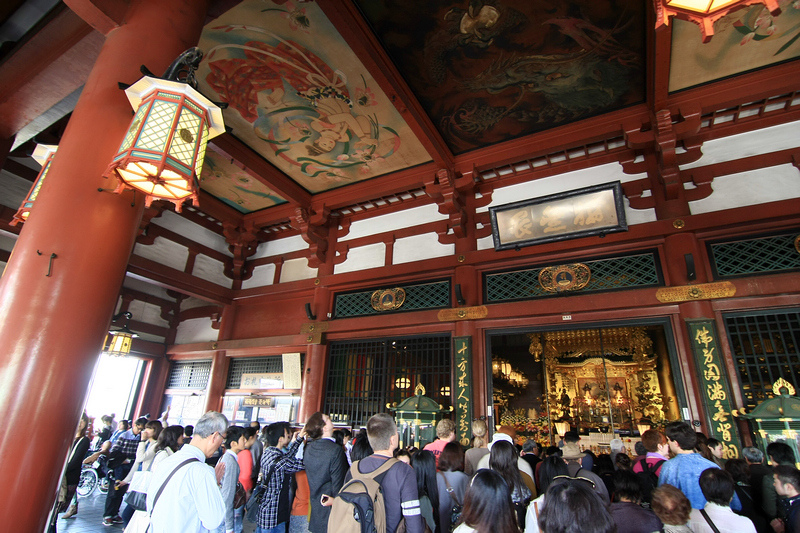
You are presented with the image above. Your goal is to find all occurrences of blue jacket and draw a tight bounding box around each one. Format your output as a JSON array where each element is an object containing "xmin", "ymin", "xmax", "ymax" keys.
[{"xmin": 658, "ymin": 452, "xmax": 741, "ymax": 511}]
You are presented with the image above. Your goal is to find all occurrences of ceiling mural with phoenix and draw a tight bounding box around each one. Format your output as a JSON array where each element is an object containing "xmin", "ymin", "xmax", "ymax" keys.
[
  {"xmin": 196, "ymin": 0, "xmax": 433, "ymax": 197},
  {"xmin": 355, "ymin": 0, "xmax": 647, "ymax": 154}
]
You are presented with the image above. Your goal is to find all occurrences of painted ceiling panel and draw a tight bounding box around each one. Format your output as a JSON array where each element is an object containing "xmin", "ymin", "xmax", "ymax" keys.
[
  {"xmin": 669, "ymin": 3, "xmax": 800, "ymax": 92},
  {"xmin": 197, "ymin": 0, "xmax": 433, "ymax": 197},
  {"xmin": 355, "ymin": 0, "xmax": 647, "ymax": 154},
  {"xmin": 200, "ymin": 150, "xmax": 287, "ymax": 213}
]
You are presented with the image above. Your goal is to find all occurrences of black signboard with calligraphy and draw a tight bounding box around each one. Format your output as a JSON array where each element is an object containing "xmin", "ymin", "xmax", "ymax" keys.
[
  {"xmin": 454, "ymin": 337, "xmax": 473, "ymax": 446},
  {"xmin": 687, "ymin": 319, "xmax": 741, "ymax": 459},
  {"xmin": 489, "ymin": 182, "xmax": 627, "ymax": 251},
  {"xmin": 242, "ymin": 396, "xmax": 275, "ymax": 408}
]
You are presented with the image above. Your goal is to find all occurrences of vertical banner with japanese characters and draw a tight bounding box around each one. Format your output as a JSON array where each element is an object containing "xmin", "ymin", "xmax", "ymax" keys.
[
  {"xmin": 454, "ymin": 337, "xmax": 473, "ymax": 446},
  {"xmin": 687, "ymin": 319, "xmax": 740, "ymax": 459}
]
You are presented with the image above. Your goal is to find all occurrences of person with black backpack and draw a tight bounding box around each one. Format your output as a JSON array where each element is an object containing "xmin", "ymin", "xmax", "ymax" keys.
[{"xmin": 633, "ymin": 429, "xmax": 669, "ymax": 505}]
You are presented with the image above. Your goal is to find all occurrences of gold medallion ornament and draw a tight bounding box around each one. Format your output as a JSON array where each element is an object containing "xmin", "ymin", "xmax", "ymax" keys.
[
  {"xmin": 370, "ymin": 288, "xmax": 406, "ymax": 311},
  {"xmin": 539, "ymin": 263, "xmax": 591, "ymax": 293},
  {"xmin": 794, "ymin": 235, "xmax": 800, "ymax": 254}
]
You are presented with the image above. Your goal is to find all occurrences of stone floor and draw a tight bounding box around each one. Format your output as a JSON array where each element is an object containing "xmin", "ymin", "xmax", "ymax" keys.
[{"xmin": 54, "ymin": 489, "xmax": 257, "ymax": 532}]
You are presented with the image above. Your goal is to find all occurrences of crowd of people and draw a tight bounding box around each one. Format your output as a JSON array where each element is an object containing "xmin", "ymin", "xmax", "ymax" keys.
[{"xmin": 53, "ymin": 411, "xmax": 800, "ymax": 533}]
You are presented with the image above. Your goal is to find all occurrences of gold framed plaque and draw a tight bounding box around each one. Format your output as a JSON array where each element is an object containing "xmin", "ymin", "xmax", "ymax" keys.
[
  {"xmin": 539, "ymin": 263, "xmax": 591, "ymax": 292},
  {"xmin": 370, "ymin": 288, "xmax": 406, "ymax": 311}
]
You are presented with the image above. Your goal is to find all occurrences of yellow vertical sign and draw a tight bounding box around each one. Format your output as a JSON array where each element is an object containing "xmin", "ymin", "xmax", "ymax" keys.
[
  {"xmin": 454, "ymin": 337, "xmax": 472, "ymax": 446},
  {"xmin": 687, "ymin": 320, "xmax": 740, "ymax": 459}
]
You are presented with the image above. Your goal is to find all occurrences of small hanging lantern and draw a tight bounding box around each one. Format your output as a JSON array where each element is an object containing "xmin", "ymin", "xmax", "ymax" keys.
[
  {"xmin": 10, "ymin": 144, "xmax": 58, "ymax": 226},
  {"xmin": 103, "ymin": 48, "xmax": 225, "ymax": 211},
  {"xmin": 103, "ymin": 311, "xmax": 139, "ymax": 357},
  {"xmin": 654, "ymin": 0, "xmax": 781, "ymax": 42}
]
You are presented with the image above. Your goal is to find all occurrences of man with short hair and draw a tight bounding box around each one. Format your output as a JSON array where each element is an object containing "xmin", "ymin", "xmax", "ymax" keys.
[
  {"xmin": 423, "ymin": 418, "xmax": 456, "ymax": 466},
  {"xmin": 658, "ymin": 421, "xmax": 741, "ymax": 511},
  {"xmin": 688, "ymin": 468, "xmax": 756, "ymax": 532},
  {"xmin": 521, "ymin": 439, "xmax": 541, "ymax": 471},
  {"xmin": 218, "ymin": 426, "xmax": 246, "ymax": 533},
  {"xmin": 742, "ymin": 446, "xmax": 771, "ymax": 514},
  {"xmin": 344, "ymin": 413, "xmax": 424, "ymax": 533},
  {"xmin": 146, "ymin": 411, "xmax": 227, "ymax": 533},
  {"xmin": 102, "ymin": 416, "xmax": 147, "ymax": 526},
  {"xmin": 771, "ymin": 465, "xmax": 800, "ymax": 533},
  {"xmin": 764, "ymin": 442, "xmax": 798, "ymax": 521},
  {"xmin": 257, "ymin": 421, "xmax": 307, "ymax": 533}
]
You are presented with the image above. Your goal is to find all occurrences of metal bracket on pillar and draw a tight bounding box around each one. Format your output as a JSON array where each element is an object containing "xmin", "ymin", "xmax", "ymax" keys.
[
  {"xmin": 36, "ymin": 250, "xmax": 57, "ymax": 276},
  {"xmin": 98, "ymin": 186, "xmax": 136, "ymax": 207}
]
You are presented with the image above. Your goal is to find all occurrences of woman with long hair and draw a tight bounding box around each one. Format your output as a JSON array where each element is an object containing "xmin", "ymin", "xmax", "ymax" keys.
[
  {"xmin": 537, "ymin": 480, "xmax": 616, "ymax": 533},
  {"xmin": 412, "ymin": 449, "xmax": 441, "ymax": 533},
  {"xmin": 525, "ymin": 455, "xmax": 570, "ymax": 532},
  {"xmin": 124, "ymin": 425, "xmax": 183, "ymax": 533},
  {"xmin": 437, "ymin": 442, "xmax": 469, "ymax": 531},
  {"xmin": 454, "ymin": 469, "xmax": 519, "ymax": 533},
  {"xmin": 59, "ymin": 412, "xmax": 91, "ymax": 520},
  {"xmin": 120, "ymin": 419, "xmax": 163, "ymax": 524},
  {"xmin": 490, "ymin": 440, "xmax": 531, "ymax": 528}
]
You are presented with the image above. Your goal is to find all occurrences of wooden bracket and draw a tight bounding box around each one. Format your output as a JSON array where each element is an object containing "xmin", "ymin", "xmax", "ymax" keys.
[
  {"xmin": 291, "ymin": 206, "xmax": 331, "ymax": 268},
  {"xmin": 223, "ymin": 221, "xmax": 260, "ymax": 281}
]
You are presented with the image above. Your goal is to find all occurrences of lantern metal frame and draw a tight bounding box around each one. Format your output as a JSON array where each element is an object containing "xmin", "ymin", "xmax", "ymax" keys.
[
  {"xmin": 104, "ymin": 311, "xmax": 139, "ymax": 357},
  {"xmin": 654, "ymin": 0, "xmax": 781, "ymax": 42},
  {"xmin": 10, "ymin": 144, "xmax": 58, "ymax": 226},
  {"xmin": 103, "ymin": 48, "xmax": 225, "ymax": 212}
]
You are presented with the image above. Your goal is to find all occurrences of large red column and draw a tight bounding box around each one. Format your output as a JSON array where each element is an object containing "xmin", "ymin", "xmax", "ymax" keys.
[{"xmin": 0, "ymin": 1, "xmax": 208, "ymax": 530}]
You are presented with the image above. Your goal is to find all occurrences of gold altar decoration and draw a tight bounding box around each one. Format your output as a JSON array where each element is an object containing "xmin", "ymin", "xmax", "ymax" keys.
[
  {"xmin": 533, "ymin": 327, "xmax": 670, "ymax": 432},
  {"xmin": 655, "ymin": 281, "xmax": 736, "ymax": 302},
  {"xmin": 538, "ymin": 263, "xmax": 591, "ymax": 292},
  {"xmin": 370, "ymin": 288, "xmax": 406, "ymax": 311}
]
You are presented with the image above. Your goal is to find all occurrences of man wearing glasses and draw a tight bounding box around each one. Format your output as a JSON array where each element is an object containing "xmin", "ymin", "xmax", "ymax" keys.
[{"xmin": 147, "ymin": 411, "xmax": 228, "ymax": 533}]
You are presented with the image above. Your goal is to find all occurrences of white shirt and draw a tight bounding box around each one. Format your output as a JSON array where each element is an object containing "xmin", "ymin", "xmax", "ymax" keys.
[
  {"xmin": 688, "ymin": 502, "xmax": 756, "ymax": 533},
  {"xmin": 146, "ymin": 443, "xmax": 225, "ymax": 533}
]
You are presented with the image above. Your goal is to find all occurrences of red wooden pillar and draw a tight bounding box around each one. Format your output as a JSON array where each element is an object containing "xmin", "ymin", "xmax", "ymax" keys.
[{"xmin": 0, "ymin": 1, "xmax": 208, "ymax": 530}]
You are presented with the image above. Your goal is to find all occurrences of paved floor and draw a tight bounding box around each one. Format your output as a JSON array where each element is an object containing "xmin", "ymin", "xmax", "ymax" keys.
[
  {"xmin": 54, "ymin": 490, "xmax": 123, "ymax": 533},
  {"xmin": 54, "ymin": 490, "xmax": 258, "ymax": 532}
]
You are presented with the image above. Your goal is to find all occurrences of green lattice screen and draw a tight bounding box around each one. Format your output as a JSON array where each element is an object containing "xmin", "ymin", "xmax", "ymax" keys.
[
  {"xmin": 709, "ymin": 232, "xmax": 800, "ymax": 278},
  {"xmin": 334, "ymin": 280, "xmax": 451, "ymax": 318},
  {"xmin": 485, "ymin": 252, "xmax": 662, "ymax": 303}
]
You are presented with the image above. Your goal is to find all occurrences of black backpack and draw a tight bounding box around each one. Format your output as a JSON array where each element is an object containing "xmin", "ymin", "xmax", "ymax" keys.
[{"xmin": 635, "ymin": 458, "xmax": 665, "ymax": 504}]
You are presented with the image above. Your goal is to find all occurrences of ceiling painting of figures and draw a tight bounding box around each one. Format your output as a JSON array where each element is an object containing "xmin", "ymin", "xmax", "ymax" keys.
[{"xmin": 197, "ymin": 0, "xmax": 433, "ymax": 195}]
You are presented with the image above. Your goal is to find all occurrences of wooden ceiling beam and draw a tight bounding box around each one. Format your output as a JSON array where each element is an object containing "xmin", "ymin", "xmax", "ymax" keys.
[
  {"xmin": 209, "ymin": 134, "xmax": 312, "ymax": 207},
  {"xmin": 315, "ymin": 0, "xmax": 452, "ymax": 169},
  {"xmin": 0, "ymin": 7, "xmax": 101, "ymax": 140},
  {"xmin": 195, "ymin": 190, "xmax": 244, "ymax": 226},
  {"xmin": 2, "ymin": 158, "xmax": 38, "ymax": 181},
  {"xmin": 127, "ymin": 255, "xmax": 234, "ymax": 305}
]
